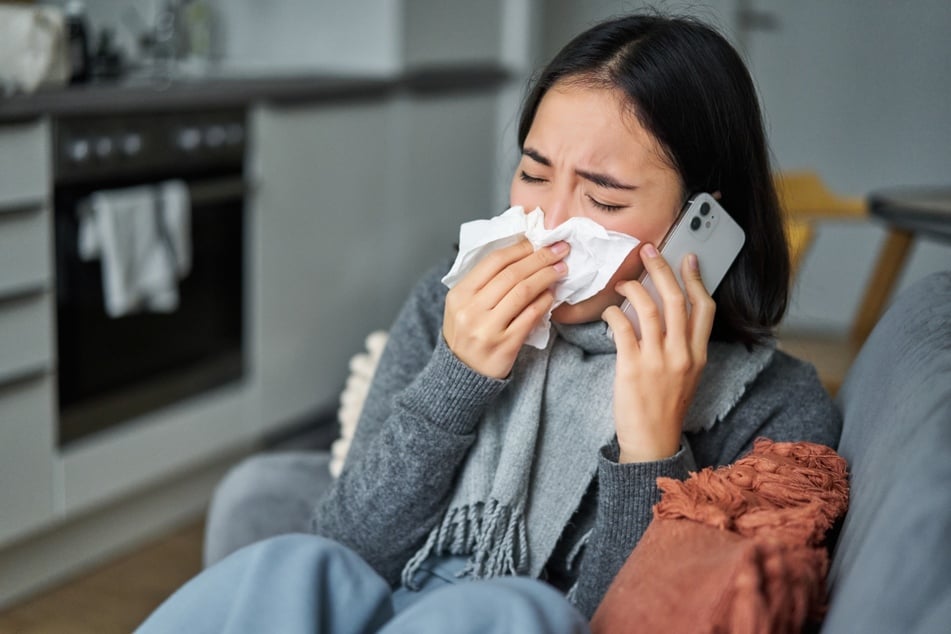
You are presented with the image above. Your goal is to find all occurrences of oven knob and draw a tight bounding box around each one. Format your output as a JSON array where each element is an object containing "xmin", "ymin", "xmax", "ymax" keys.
[
  {"xmin": 121, "ymin": 133, "xmax": 143, "ymax": 156},
  {"xmin": 204, "ymin": 125, "xmax": 227, "ymax": 148},
  {"xmin": 177, "ymin": 127, "xmax": 202, "ymax": 152},
  {"xmin": 225, "ymin": 123, "xmax": 245, "ymax": 145},
  {"xmin": 94, "ymin": 136, "xmax": 114, "ymax": 159},
  {"xmin": 68, "ymin": 138, "xmax": 91, "ymax": 163}
]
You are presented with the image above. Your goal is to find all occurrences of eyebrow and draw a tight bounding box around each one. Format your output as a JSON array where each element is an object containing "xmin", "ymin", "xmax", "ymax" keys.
[{"xmin": 522, "ymin": 147, "xmax": 637, "ymax": 191}]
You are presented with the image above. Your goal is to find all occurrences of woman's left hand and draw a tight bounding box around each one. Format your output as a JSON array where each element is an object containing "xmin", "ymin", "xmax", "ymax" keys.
[{"xmin": 601, "ymin": 243, "xmax": 716, "ymax": 463}]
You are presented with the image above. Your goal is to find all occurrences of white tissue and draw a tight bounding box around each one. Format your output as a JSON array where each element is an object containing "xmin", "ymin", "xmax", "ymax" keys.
[{"xmin": 442, "ymin": 206, "xmax": 640, "ymax": 348}]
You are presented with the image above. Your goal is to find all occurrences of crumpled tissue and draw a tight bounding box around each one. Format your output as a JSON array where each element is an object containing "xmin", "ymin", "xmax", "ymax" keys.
[{"xmin": 442, "ymin": 206, "xmax": 640, "ymax": 348}]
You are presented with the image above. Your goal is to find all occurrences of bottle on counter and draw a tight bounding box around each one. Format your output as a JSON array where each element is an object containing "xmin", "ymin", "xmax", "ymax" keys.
[
  {"xmin": 65, "ymin": 0, "xmax": 91, "ymax": 84},
  {"xmin": 183, "ymin": 0, "xmax": 215, "ymax": 62}
]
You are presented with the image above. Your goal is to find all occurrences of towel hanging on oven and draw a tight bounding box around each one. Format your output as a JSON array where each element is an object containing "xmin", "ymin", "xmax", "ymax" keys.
[{"xmin": 78, "ymin": 180, "xmax": 192, "ymax": 318}]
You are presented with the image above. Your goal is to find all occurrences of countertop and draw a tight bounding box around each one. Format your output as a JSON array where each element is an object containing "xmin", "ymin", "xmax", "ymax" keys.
[{"xmin": 0, "ymin": 66, "xmax": 511, "ymax": 122}]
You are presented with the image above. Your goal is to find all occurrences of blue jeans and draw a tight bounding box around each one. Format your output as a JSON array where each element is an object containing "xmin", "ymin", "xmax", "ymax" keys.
[{"xmin": 136, "ymin": 534, "xmax": 590, "ymax": 634}]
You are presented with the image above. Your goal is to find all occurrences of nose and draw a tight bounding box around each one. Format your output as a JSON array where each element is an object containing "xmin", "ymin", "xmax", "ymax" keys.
[{"xmin": 540, "ymin": 185, "xmax": 573, "ymax": 230}]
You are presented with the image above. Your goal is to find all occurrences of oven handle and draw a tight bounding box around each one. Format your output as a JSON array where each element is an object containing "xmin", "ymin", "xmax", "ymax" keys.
[{"xmin": 189, "ymin": 177, "xmax": 247, "ymax": 206}]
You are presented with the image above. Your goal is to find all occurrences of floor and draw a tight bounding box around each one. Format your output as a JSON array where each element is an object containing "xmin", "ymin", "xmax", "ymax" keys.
[
  {"xmin": 0, "ymin": 518, "xmax": 205, "ymax": 634},
  {"xmin": 0, "ymin": 418, "xmax": 337, "ymax": 634},
  {"xmin": 777, "ymin": 332, "xmax": 859, "ymax": 396}
]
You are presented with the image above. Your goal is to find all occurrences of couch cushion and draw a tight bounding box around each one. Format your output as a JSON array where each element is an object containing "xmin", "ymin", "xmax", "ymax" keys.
[{"xmin": 822, "ymin": 271, "xmax": 951, "ymax": 634}]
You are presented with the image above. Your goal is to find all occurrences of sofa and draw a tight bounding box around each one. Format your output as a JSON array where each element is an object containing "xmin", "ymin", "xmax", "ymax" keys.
[
  {"xmin": 819, "ymin": 270, "xmax": 950, "ymax": 633},
  {"xmin": 204, "ymin": 270, "xmax": 951, "ymax": 632}
]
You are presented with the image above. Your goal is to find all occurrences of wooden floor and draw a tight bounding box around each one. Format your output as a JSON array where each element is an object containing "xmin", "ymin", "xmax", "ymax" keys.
[
  {"xmin": 777, "ymin": 332, "xmax": 862, "ymax": 396},
  {"xmin": 0, "ymin": 518, "xmax": 205, "ymax": 634}
]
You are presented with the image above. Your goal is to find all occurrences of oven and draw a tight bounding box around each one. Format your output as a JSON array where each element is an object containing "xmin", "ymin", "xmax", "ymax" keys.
[{"xmin": 53, "ymin": 109, "xmax": 247, "ymax": 447}]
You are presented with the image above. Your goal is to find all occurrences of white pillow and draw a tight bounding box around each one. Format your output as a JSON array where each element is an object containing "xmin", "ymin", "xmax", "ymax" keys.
[{"xmin": 329, "ymin": 331, "xmax": 388, "ymax": 477}]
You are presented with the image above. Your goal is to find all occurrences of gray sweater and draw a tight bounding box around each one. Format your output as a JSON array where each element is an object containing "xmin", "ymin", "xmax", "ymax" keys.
[{"xmin": 313, "ymin": 258, "xmax": 842, "ymax": 618}]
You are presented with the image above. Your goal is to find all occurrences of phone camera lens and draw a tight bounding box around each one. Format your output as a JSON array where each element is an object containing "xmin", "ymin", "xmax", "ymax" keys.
[
  {"xmin": 699, "ymin": 202, "xmax": 711, "ymax": 216},
  {"xmin": 690, "ymin": 216, "xmax": 702, "ymax": 231}
]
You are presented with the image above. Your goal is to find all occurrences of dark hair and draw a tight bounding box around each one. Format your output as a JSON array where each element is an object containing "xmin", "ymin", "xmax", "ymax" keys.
[{"xmin": 518, "ymin": 14, "xmax": 788, "ymax": 346}]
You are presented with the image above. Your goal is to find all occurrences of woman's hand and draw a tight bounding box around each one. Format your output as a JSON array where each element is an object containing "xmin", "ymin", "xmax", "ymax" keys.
[
  {"xmin": 601, "ymin": 243, "xmax": 716, "ymax": 462},
  {"xmin": 443, "ymin": 239, "xmax": 569, "ymax": 379}
]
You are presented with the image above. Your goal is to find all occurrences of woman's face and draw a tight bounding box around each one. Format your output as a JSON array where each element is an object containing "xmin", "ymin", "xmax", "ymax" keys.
[{"xmin": 509, "ymin": 83, "xmax": 684, "ymax": 324}]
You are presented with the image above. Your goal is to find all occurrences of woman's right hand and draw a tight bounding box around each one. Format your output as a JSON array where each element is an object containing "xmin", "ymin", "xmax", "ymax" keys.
[{"xmin": 443, "ymin": 239, "xmax": 569, "ymax": 379}]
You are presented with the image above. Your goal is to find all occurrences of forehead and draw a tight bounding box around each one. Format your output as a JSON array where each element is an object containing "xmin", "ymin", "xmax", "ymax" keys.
[{"xmin": 526, "ymin": 83, "xmax": 672, "ymax": 172}]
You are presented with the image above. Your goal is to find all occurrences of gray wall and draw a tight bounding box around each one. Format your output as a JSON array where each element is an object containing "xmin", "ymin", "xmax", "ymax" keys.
[
  {"xmin": 537, "ymin": 0, "xmax": 951, "ymax": 334},
  {"xmin": 746, "ymin": 0, "xmax": 951, "ymax": 332}
]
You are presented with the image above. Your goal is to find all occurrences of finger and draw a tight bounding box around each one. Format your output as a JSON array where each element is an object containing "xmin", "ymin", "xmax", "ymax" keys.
[
  {"xmin": 639, "ymin": 243, "xmax": 689, "ymax": 341},
  {"xmin": 492, "ymin": 259, "xmax": 568, "ymax": 326},
  {"xmin": 602, "ymin": 304, "xmax": 640, "ymax": 354},
  {"xmin": 505, "ymin": 288, "xmax": 556, "ymax": 342},
  {"xmin": 479, "ymin": 241, "xmax": 569, "ymax": 309},
  {"xmin": 681, "ymin": 253, "xmax": 716, "ymax": 354},
  {"xmin": 453, "ymin": 238, "xmax": 536, "ymax": 295},
  {"xmin": 615, "ymin": 279, "xmax": 664, "ymax": 347}
]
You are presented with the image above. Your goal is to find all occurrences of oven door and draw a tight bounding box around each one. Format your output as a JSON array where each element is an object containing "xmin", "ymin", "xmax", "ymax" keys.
[{"xmin": 55, "ymin": 176, "xmax": 246, "ymax": 446}]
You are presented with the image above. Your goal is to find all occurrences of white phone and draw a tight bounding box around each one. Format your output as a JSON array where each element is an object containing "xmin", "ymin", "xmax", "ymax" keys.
[{"xmin": 617, "ymin": 192, "xmax": 746, "ymax": 338}]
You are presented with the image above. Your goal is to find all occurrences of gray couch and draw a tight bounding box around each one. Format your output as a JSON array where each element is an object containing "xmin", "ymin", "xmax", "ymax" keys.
[
  {"xmin": 821, "ymin": 270, "xmax": 951, "ymax": 633},
  {"xmin": 204, "ymin": 271, "xmax": 951, "ymax": 632}
]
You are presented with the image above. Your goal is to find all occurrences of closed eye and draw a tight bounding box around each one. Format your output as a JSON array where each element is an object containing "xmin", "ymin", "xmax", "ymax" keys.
[
  {"xmin": 586, "ymin": 195, "xmax": 624, "ymax": 212},
  {"xmin": 519, "ymin": 171, "xmax": 547, "ymax": 184}
]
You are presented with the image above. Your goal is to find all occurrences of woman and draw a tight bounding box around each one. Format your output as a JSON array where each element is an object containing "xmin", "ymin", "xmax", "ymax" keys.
[{"xmin": 143, "ymin": 13, "xmax": 840, "ymax": 633}]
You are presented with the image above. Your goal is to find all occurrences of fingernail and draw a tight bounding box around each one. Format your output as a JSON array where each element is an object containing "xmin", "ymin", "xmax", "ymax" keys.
[
  {"xmin": 643, "ymin": 243, "xmax": 658, "ymax": 258},
  {"xmin": 688, "ymin": 253, "xmax": 699, "ymax": 270},
  {"xmin": 554, "ymin": 261, "xmax": 568, "ymax": 274},
  {"xmin": 551, "ymin": 241, "xmax": 569, "ymax": 256}
]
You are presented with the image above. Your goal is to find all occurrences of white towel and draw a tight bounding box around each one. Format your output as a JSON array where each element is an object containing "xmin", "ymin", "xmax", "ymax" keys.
[{"xmin": 78, "ymin": 180, "xmax": 192, "ymax": 318}]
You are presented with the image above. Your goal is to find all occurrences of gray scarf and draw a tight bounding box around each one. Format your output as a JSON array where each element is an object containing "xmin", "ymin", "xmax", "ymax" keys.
[{"xmin": 401, "ymin": 320, "xmax": 774, "ymax": 588}]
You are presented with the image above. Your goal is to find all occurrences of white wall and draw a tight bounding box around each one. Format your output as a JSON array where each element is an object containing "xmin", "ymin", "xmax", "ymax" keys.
[{"xmin": 211, "ymin": 0, "xmax": 402, "ymax": 75}]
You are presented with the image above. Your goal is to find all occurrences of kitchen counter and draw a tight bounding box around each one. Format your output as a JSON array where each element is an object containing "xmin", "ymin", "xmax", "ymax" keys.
[{"xmin": 0, "ymin": 66, "xmax": 511, "ymax": 121}]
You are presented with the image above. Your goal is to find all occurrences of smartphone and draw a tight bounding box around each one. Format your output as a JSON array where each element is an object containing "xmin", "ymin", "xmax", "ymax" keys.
[{"xmin": 617, "ymin": 192, "xmax": 746, "ymax": 338}]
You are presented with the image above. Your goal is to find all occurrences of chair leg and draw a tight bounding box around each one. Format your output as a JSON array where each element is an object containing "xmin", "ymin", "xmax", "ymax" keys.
[{"xmin": 850, "ymin": 229, "xmax": 914, "ymax": 346}]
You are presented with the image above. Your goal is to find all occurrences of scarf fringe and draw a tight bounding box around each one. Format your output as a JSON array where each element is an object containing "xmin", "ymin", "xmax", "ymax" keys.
[{"xmin": 401, "ymin": 500, "xmax": 529, "ymax": 590}]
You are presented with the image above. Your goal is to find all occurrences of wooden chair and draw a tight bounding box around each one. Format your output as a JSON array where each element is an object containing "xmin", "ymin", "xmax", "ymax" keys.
[{"xmin": 774, "ymin": 171, "xmax": 915, "ymax": 395}]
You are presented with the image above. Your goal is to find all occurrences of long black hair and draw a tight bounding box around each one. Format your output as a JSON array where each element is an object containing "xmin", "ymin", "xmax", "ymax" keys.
[{"xmin": 519, "ymin": 14, "xmax": 788, "ymax": 346}]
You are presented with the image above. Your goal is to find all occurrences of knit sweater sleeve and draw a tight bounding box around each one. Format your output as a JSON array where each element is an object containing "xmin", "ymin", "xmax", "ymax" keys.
[
  {"xmin": 311, "ymin": 259, "xmax": 508, "ymax": 585},
  {"xmin": 568, "ymin": 349, "xmax": 842, "ymax": 619}
]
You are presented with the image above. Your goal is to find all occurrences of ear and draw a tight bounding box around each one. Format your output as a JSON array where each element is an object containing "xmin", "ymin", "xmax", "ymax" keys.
[{"xmin": 712, "ymin": 191, "xmax": 723, "ymax": 200}]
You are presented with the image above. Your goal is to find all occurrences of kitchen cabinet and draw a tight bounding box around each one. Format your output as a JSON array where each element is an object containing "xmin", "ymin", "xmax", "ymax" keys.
[
  {"xmin": 0, "ymin": 375, "xmax": 56, "ymax": 546},
  {"xmin": 252, "ymin": 99, "xmax": 391, "ymax": 431},
  {"xmin": 0, "ymin": 120, "xmax": 51, "ymax": 298},
  {"xmin": 0, "ymin": 0, "xmax": 524, "ymax": 604},
  {"xmin": 0, "ymin": 118, "xmax": 56, "ymax": 548},
  {"xmin": 376, "ymin": 90, "xmax": 501, "ymax": 313},
  {"xmin": 252, "ymin": 88, "xmax": 500, "ymax": 434},
  {"xmin": 0, "ymin": 120, "xmax": 48, "ymax": 210},
  {"xmin": 0, "ymin": 292, "xmax": 53, "ymax": 385}
]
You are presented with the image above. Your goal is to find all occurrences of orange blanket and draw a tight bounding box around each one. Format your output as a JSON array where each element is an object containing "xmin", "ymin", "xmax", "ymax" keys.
[{"xmin": 591, "ymin": 439, "xmax": 849, "ymax": 634}]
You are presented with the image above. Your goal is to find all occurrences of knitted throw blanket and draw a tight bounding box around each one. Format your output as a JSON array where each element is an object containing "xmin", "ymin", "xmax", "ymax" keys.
[
  {"xmin": 401, "ymin": 320, "xmax": 775, "ymax": 588},
  {"xmin": 591, "ymin": 439, "xmax": 849, "ymax": 634}
]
